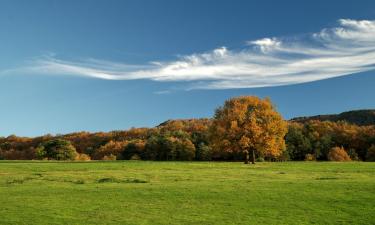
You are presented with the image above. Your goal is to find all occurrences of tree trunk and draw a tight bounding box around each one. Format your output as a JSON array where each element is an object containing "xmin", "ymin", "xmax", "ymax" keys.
[
  {"xmin": 244, "ymin": 150, "xmax": 249, "ymax": 164},
  {"xmin": 251, "ymin": 149, "xmax": 255, "ymax": 164}
]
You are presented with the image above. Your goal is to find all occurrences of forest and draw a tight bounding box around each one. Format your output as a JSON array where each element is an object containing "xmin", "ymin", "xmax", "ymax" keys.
[{"xmin": 1, "ymin": 96, "xmax": 375, "ymax": 162}]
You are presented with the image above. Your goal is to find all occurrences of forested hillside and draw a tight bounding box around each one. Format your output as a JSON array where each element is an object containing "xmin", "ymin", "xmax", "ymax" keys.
[
  {"xmin": 1, "ymin": 115, "xmax": 375, "ymax": 162},
  {"xmin": 291, "ymin": 110, "xmax": 375, "ymax": 126},
  {"xmin": 1, "ymin": 98, "xmax": 375, "ymax": 162}
]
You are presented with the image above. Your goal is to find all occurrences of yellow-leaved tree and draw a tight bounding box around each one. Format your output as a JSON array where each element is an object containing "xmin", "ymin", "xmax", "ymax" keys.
[{"xmin": 209, "ymin": 96, "xmax": 287, "ymax": 164}]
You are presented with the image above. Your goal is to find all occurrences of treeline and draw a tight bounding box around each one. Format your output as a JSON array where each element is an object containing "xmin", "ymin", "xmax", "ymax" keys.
[
  {"xmin": 286, "ymin": 120, "xmax": 375, "ymax": 161},
  {"xmin": 291, "ymin": 109, "xmax": 375, "ymax": 126},
  {"xmin": 0, "ymin": 119, "xmax": 212, "ymax": 161},
  {"xmin": 0, "ymin": 119, "xmax": 374, "ymax": 161}
]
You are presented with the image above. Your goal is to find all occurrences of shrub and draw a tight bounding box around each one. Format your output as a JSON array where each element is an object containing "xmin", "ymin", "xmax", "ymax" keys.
[
  {"xmin": 102, "ymin": 154, "xmax": 117, "ymax": 161},
  {"xmin": 304, "ymin": 153, "xmax": 316, "ymax": 161},
  {"xmin": 327, "ymin": 147, "xmax": 351, "ymax": 161},
  {"xmin": 75, "ymin": 153, "xmax": 91, "ymax": 161},
  {"xmin": 366, "ymin": 145, "xmax": 375, "ymax": 162}
]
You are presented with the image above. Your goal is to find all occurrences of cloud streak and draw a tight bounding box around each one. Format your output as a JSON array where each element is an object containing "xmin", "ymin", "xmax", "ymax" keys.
[{"xmin": 8, "ymin": 19, "xmax": 375, "ymax": 89}]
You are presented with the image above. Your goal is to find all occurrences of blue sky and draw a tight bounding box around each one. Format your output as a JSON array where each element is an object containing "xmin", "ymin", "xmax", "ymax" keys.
[{"xmin": 0, "ymin": 0, "xmax": 375, "ymax": 136}]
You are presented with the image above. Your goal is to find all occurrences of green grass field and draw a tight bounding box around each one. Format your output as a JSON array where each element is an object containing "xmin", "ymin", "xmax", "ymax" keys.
[{"xmin": 0, "ymin": 161, "xmax": 374, "ymax": 225}]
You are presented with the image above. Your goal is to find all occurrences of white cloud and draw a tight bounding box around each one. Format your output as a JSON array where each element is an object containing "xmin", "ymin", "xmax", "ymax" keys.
[
  {"xmin": 5, "ymin": 19, "xmax": 375, "ymax": 89},
  {"xmin": 248, "ymin": 38, "xmax": 282, "ymax": 53}
]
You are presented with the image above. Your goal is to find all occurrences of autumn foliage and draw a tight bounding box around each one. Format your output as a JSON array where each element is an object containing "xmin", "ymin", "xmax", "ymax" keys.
[
  {"xmin": 92, "ymin": 140, "xmax": 128, "ymax": 160},
  {"xmin": 209, "ymin": 96, "xmax": 287, "ymax": 163},
  {"xmin": 285, "ymin": 120, "xmax": 375, "ymax": 161},
  {"xmin": 327, "ymin": 147, "xmax": 351, "ymax": 161},
  {"xmin": 0, "ymin": 96, "xmax": 374, "ymax": 162}
]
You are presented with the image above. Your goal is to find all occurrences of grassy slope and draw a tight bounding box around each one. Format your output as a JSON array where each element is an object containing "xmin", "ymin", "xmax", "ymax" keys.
[{"xmin": 0, "ymin": 161, "xmax": 374, "ymax": 225}]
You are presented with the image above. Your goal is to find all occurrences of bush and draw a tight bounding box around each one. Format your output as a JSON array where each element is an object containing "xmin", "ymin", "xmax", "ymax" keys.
[
  {"xmin": 102, "ymin": 154, "xmax": 117, "ymax": 161},
  {"xmin": 327, "ymin": 147, "xmax": 351, "ymax": 161},
  {"xmin": 304, "ymin": 153, "xmax": 316, "ymax": 161},
  {"xmin": 366, "ymin": 145, "xmax": 375, "ymax": 162},
  {"xmin": 75, "ymin": 153, "xmax": 91, "ymax": 161}
]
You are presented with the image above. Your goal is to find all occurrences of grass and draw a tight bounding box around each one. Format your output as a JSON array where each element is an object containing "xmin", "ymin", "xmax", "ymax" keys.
[{"xmin": 0, "ymin": 161, "xmax": 374, "ymax": 225}]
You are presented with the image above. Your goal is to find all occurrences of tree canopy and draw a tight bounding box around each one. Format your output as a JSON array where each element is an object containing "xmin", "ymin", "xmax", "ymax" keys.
[
  {"xmin": 209, "ymin": 96, "xmax": 287, "ymax": 163},
  {"xmin": 36, "ymin": 139, "xmax": 77, "ymax": 160}
]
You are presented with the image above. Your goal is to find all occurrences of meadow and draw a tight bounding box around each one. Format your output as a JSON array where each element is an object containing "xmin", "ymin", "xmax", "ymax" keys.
[{"xmin": 0, "ymin": 161, "xmax": 374, "ymax": 225}]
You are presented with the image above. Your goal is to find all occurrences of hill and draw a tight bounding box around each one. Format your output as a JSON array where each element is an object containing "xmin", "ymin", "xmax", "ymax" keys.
[{"xmin": 291, "ymin": 109, "xmax": 375, "ymax": 126}]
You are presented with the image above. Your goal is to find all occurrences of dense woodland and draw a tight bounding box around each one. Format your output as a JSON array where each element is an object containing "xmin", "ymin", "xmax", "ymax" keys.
[{"xmin": 1, "ymin": 98, "xmax": 375, "ymax": 162}]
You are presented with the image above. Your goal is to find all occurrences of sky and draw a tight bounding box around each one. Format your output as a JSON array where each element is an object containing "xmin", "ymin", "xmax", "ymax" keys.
[{"xmin": 0, "ymin": 0, "xmax": 375, "ymax": 137}]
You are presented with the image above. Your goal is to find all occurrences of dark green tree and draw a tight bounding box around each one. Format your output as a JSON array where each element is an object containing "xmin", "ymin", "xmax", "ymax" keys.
[
  {"xmin": 285, "ymin": 123, "xmax": 312, "ymax": 160},
  {"xmin": 36, "ymin": 139, "xmax": 77, "ymax": 160},
  {"xmin": 195, "ymin": 143, "xmax": 212, "ymax": 161}
]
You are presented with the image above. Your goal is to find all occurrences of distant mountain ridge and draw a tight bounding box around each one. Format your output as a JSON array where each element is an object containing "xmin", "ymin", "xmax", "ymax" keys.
[
  {"xmin": 291, "ymin": 110, "xmax": 375, "ymax": 126},
  {"xmin": 158, "ymin": 110, "xmax": 375, "ymax": 128}
]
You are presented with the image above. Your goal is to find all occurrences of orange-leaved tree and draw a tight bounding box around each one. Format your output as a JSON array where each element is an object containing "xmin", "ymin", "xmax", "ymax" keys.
[{"xmin": 209, "ymin": 96, "xmax": 287, "ymax": 164}]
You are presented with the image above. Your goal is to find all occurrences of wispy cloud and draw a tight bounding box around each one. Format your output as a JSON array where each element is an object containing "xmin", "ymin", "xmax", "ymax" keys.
[{"xmin": 6, "ymin": 19, "xmax": 375, "ymax": 89}]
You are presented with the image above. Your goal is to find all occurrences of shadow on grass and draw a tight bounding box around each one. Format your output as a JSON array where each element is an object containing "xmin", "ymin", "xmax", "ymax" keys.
[
  {"xmin": 96, "ymin": 177, "xmax": 148, "ymax": 184},
  {"xmin": 316, "ymin": 177, "xmax": 339, "ymax": 180}
]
